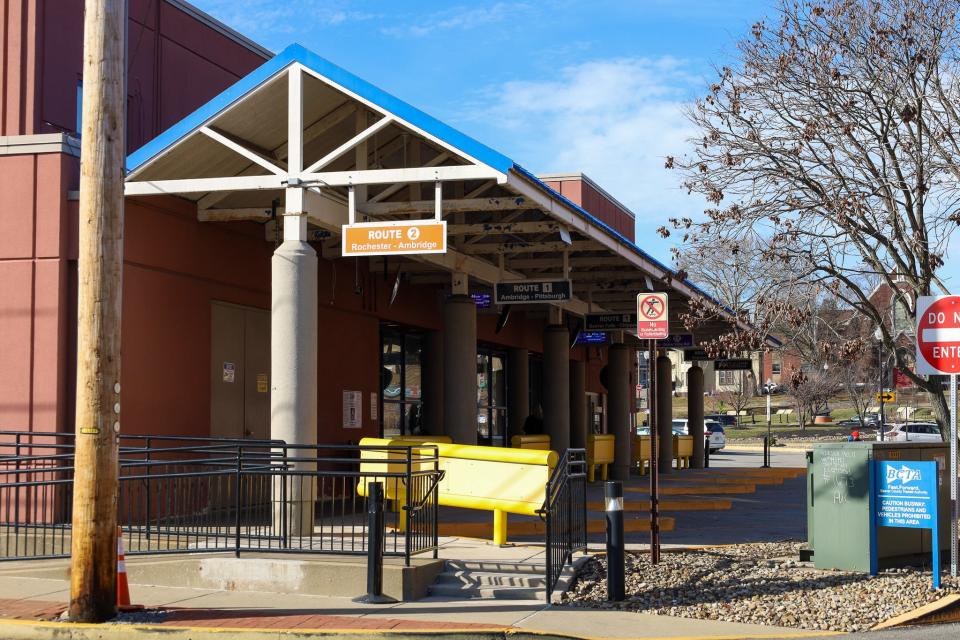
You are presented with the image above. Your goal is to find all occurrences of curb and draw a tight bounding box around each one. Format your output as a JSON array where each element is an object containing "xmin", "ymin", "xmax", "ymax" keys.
[
  {"xmin": 871, "ymin": 594, "xmax": 960, "ymax": 630},
  {"xmin": 0, "ymin": 618, "xmax": 845, "ymax": 640}
]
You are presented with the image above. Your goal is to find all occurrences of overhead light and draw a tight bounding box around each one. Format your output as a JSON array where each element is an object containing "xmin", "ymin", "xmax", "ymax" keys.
[{"xmin": 559, "ymin": 228, "xmax": 572, "ymax": 245}]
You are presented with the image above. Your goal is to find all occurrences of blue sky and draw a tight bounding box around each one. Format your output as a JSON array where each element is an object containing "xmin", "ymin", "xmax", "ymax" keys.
[{"xmin": 192, "ymin": 0, "xmax": 959, "ymax": 291}]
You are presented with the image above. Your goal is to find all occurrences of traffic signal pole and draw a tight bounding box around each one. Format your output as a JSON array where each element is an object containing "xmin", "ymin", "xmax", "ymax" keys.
[{"xmin": 69, "ymin": 0, "xmax": 126, "ymax": 623}]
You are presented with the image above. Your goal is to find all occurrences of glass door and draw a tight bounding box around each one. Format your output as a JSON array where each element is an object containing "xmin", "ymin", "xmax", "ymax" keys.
[
  {"xmin": 380, "ymin": 328, "xmax": 422, "ymax": 438},
  {"xmin": 477, "ymin": 348, "xmax": 508, "ymax": 446}
]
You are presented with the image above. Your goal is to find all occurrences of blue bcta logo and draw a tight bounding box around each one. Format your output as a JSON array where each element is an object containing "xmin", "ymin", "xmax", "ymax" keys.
[{"xmin": 886, "ymin": 465, "xmax": 922, "ymax": 485}]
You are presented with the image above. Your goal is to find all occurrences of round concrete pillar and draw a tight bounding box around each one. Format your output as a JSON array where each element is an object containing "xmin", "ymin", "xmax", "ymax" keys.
[
  {"xmin": 656, "ymin": 355, "xmax": 673, "ymax": 474},
  {"xmin": 543, "ymin": 325, "xmax": 570, "ymax": 452},
  {"xmin": 608, "ymin": 344, "xmax": 631, "ymax": 480},
  {"xmin": 508, "ymin": 348, "xmax": 529, "ymax": 439},
  {"xmin": 443, "ymin": 295, "xmax": 477, "ymax": 444},
  {"xmin": 422, "ymin": 330, "xmax": 444, "ymax": 436},
  {"xmin": 271, "ymin": 239, "xmax": 318, "ymax": 534},
  {"xmin": 687, "ymin": 365, "xmax": 705, "ymax": 468},
  {"xmin": 569, "ymin": 359, "xmax": 587, "ymax": 449}
]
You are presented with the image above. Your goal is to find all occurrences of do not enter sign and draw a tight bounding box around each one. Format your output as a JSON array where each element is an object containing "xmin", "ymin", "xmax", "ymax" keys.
[{"xmin": 916, "ymin": 295, "xmax": 960, "ymax": 374}]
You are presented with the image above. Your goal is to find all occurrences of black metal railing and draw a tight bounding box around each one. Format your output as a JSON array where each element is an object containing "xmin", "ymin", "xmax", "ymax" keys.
[
  {"xmin": 0, "ymin": 432, "xmax": 441, "ymax": 564},
  {"xmin": 539, "ymin": 448, "xmax": 587, "ymax": 602}
]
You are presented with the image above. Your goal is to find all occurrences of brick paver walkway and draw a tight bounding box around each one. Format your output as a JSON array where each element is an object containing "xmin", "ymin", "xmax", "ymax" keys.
[{"xmin": 0, "ymin": 598, "xmax": 505, "ymax": 631}]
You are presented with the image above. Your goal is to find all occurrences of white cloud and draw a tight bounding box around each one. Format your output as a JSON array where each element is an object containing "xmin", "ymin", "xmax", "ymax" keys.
[
  {"xmin": 461, "ymin": 57, "xmax": 707, "ymax": 261},
  {"xmin": 382, "ymin": 3, "xmax": 531, "ymax": 38}
]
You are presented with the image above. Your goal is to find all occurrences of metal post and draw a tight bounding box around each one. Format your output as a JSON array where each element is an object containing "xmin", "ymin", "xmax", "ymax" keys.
[
  {"xmin": 234, "ymin": 446, "xmax": 242, "ymax": 558},
  {"xmin": 879, "ymin": 343, "xmax": 885, "ymax": 441},
  {"xmin": 648, "ymin": 341, "xmax": 660, "ymax": 564},
  {"xmin": 704, "ymin": 437, "xmax": 710, "ymax": 468},
  {"xmin": 605, "ymin": 481, "xmax": 625, "ymax": 602},
  {"xmin": 951, "ymin": 373, "xmax": 957, "ymax": 578},
  {"xmin": 354, "ymin": 482, "xmax": 396, "ymax": 604},
  {"xmin": 764, "ymin": 393, "xmax": 772, "ymax": 468}
]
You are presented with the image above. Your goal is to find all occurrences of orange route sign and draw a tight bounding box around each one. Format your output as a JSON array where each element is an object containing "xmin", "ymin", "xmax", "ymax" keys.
[
  {"xmin": 636, "ymin": 292, "xmax": 668, "ymax": 340},
  {"xmin": 342, "ymin": 220, "xmax": 446, "ymax": 257}
]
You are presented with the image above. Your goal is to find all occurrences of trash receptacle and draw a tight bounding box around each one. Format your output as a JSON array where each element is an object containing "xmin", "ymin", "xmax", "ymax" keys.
[{"xmin": 806, "ymin": 442, "xmax": 952, "ymax": 571}]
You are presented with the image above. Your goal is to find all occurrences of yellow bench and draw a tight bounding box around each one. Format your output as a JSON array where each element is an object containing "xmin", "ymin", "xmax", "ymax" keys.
[
  {"xmin": 586, "ymin": 434, "xmax": 614, "ymax": 482},
  {"xmin": 359, "ymin": 437, "xmax": 557, "ymax": 545},
  {"xmin": 509, "ymin": 434, "xmax": 551, "ymax": 450},
  {"xmin": 674, "ymin": 434, "xmax": 693, "ymax": 469},
  {"xmin": 633, "ymin": 435, "xmax": 651, "ymax": 474}
]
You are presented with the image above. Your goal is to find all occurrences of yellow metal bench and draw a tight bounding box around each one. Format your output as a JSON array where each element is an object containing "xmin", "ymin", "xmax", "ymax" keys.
[
  {"xmin": 674, "ymin": 434, "xmax": 693, "ymax": 469},
  {"xmin": 633, "ymin": 435, "xmax": 651, "ymax": 475},
  {"xmin": 586, "ymin": 434, "xmax": 614, "ymax": 482},
  {"xmin": 509, "ymin": 434, "xmax": 551, "ymax": 450},
  {"xmin": 358, "ymin": 437, "xmax": 557, "ymax": 545}
]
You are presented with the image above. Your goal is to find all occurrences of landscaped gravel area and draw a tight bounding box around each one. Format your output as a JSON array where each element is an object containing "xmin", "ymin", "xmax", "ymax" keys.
[{"xmin": 561, "ymin": 542, "xmax": 959, "ymax": 633}]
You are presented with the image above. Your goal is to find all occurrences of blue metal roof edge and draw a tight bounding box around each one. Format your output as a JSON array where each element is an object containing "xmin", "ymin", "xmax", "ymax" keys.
[
  {"xmin": 511, "ymin": 164, "xmax": 765, "ymax": 333},
  {"xmin": 126, "ymin": 43, "xmax": 513, "ymax": 175}
]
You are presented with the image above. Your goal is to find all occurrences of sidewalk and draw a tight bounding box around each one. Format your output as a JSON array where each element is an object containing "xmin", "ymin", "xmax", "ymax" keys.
[{"xmin": 0, "ymin": 537, "xmax": 832, "ymax": 640}]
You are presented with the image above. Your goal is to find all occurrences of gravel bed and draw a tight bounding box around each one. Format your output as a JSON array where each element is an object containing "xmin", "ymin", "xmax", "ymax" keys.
[{"xmin": 561, "ymin": 542, "xmax": 959, "ymax": 632}]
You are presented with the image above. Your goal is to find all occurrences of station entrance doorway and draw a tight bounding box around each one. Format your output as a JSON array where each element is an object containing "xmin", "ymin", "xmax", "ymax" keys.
[{"xmin": 209, "ymin": 301, "xmax": 270, "ymax": 440}]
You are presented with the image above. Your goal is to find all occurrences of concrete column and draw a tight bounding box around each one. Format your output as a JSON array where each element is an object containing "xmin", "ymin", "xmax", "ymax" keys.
[
  {"xmin": 422, "ymin": 330, "xmax": 444, "ymax": 436},
  {"xmin": 507, "ymin": 348, "xmax": 529, "ymax": 439},
  {"xmin": 656, "ymin": 354, "xmax": 673, "ymax": 474},
  {"xmin": 608, "ymin": 344, "xmax": 631, "ymax": 480},
  {"xmin": 443, "ymin": 295, "xmax": 477, "ymax": 444},
  {"xmin": 271, "ymin": 207, "xmax": 318, "ymax": 535},
  {"xmin": 688, "ymin": 365, "xmax": 705, "ymax": 468},
  {"xmin": 543, "ymin": 325, "xmax": 570, "ymax": 452},
  {"xmin": 569, "ymin": 359, "xmax": 587, "ymax": 449}
]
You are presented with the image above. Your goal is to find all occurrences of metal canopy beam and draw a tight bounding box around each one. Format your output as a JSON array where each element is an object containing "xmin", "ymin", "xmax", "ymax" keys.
[{"xmin": 361, "ymin": 196, "xmax": 538, "ymax": 216}]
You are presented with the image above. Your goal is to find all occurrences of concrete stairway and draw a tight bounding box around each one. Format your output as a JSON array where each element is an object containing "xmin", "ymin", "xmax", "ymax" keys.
[{"xmin": 427, "ymin": 558, "xmax": 582, "ymax": 601}]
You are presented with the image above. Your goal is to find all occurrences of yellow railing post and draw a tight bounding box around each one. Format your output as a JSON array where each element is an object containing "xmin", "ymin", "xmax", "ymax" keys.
[{"xmin": 493, "ymin": 509, "xmax": 507, "ymax": 545}]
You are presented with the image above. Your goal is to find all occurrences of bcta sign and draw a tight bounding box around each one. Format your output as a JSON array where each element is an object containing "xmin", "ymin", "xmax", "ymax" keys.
[
  {"xmin": 916, "ymin": 295, "xmax": 960, "ymax": 374},
  {"xmin": 636, "ymin": 292, "xmax": 668, "ymax": 340}
]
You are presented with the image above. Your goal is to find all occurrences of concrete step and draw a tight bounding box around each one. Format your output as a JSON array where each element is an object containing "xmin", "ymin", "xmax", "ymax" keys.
[{"xmin": 427, "ymin": 557, "xmax": 586, "ymax": 601}]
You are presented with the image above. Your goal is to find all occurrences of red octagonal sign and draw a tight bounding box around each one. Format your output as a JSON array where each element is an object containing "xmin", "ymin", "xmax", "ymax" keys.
[{"xmin": 916, "ymin": 295, "xmax": 960, "ymax": 375}]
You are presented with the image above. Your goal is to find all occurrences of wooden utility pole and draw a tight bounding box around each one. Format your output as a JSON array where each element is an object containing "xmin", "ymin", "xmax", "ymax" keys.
[{"xmin": 69, "ymin": 0, "xmax": 126, "ymax": 623}]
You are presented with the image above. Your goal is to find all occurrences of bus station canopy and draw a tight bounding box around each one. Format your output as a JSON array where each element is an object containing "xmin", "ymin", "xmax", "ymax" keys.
[{"xmin": 124, "ymin": 43, "xmax": 765, "ymax": 344}]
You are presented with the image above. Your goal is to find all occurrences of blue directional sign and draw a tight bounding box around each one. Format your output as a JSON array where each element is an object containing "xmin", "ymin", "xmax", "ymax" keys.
[
  {"xmin": 871, "ymin": 460, "xmax": 941, "ymax": 588},
  {"xmin": 575, "ymin": 331, "xmax": 608, "ymax": 345}
]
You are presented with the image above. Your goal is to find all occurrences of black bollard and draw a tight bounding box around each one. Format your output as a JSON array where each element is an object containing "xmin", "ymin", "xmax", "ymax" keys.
[
  {"xmin": 762, "ymin": 436, "xmax": 769, "ymax": 468},
  {"xmin": 605, "ymin": 481, "xmax": 625, "ymax": 602},
  {"xmin": 704, "ymin": 437, "xmax": 710, "ymax": 468},
  {"xmin": 352, "ymin": 482, "xmax": 396, "ymax": 604}
]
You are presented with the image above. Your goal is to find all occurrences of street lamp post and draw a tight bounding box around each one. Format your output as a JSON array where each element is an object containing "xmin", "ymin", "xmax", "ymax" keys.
[{"xmin": 875, "ymin": 327, "xmax": 885, "ymax": 442}]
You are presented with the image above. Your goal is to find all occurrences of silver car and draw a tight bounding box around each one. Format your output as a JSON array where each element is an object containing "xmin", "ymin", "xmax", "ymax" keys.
[{"xmin": 673, "ymin": 419, "xmax": 726, "ymax": 452}]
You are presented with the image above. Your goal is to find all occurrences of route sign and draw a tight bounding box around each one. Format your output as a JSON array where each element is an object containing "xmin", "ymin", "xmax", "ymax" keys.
[
  {"xmin": 659, "ymin": 334, "xmax": 694, "ymax": 349},
  {"xmin": 875, "ymin": 391, "xmax": 896, "ymax": 403},
  {"xmin": 342, "ymin": 220, "xmax": 446, "ymax": 257},
  {"xmin": 585, "ymin": 312, "xmax": 636, "ymax": 331},
  {"xmin": 494, "ymin": 279, "xmax": 572, "ymax": 304},
  {"xmin": 916, "ymin": 295, "xmax": 960, "ymax": 375},
  {"xmin": 870, "ymin": 460, "xmax": 941, "ymax": 588},
  {"xmin": 636, "ymin": 292, "xmax": 668, "ymax": 340},
  {"xmin": 715, "ymin": 359, "xmax": 752, "ymax": 371}
]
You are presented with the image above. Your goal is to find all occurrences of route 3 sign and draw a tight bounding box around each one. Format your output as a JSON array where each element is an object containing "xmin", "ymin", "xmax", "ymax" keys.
[
  {"xmin": 916, "ymin": 295, "xmax": 960, "ymax": 375},
  {"xmin": 636, "ymin": 292, "xmax": 668, "ymax": 340}
]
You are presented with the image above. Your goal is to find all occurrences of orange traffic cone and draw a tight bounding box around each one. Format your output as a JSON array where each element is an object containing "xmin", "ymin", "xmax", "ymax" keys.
[{"xmin": 116, "ymin": 527, "xmax": 143, "ymax": 611}]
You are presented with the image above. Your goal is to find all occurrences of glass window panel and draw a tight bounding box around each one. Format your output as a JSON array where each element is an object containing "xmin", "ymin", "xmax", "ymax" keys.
[
  {"xmin": 491, "ymin": 355, "xmax": 506, "ymax": 407},
  {"xmin": 383, "ymin": 403, "xmax": 402, "ymax": 438},
  {"xmin": 405, "ymin": 335, "xmax": 422, "ymax": 401},
  {"xmin": 477, "ymin": 354, "xmax": 489, "ymax": 407},
  {"xmin": 477, "ymin": 407, "xmax": 490, "ymax": 440}
]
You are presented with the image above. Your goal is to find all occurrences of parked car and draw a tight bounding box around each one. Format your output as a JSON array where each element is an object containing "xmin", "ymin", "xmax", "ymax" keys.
[
  {"xmin": 705, "ymin": 413, "xmax": 739, "ymax": 429},
  {"xmin": 672, "ymin": 419, "xmax": 726, "ymax": 452},
  {"xmin": 876, "ymin": 422, "xmax": 942, "ymax": 442}
]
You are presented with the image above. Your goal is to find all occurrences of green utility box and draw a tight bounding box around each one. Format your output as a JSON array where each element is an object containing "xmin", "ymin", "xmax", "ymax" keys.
[{"xmin": 806, "ymin": 442, "xmax": 952, "ymax": 571}]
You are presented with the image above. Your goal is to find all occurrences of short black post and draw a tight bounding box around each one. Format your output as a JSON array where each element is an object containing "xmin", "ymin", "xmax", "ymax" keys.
[
  {"xmin": 703, "ymin": 437, "xmax": 710, "ymax": 468},
  {"xmin": 605, "ymin": 481, "xmax": 625, "ymax": 602},
  {"xmin": 353, "ymin": 482, "xmax": 396, "ymax": 604},
  {"xmin": 762, "ymin": 436, "xmax": 769, "ymax": 468}
]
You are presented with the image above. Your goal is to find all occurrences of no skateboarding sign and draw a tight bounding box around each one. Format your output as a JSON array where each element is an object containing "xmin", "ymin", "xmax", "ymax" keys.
[{"xmin": 636, "ymin": 292, "xmax": 668, "ymax": 340}]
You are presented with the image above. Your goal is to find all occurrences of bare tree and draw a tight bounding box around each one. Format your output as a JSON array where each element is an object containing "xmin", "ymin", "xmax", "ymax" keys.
[
  {"xmin": 788, "ymin": 366, "xmax": 841, "ymax": 429},
  {"xmin": 667, "ymin": 0, "xmax": 960, "ymax": 429}
]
